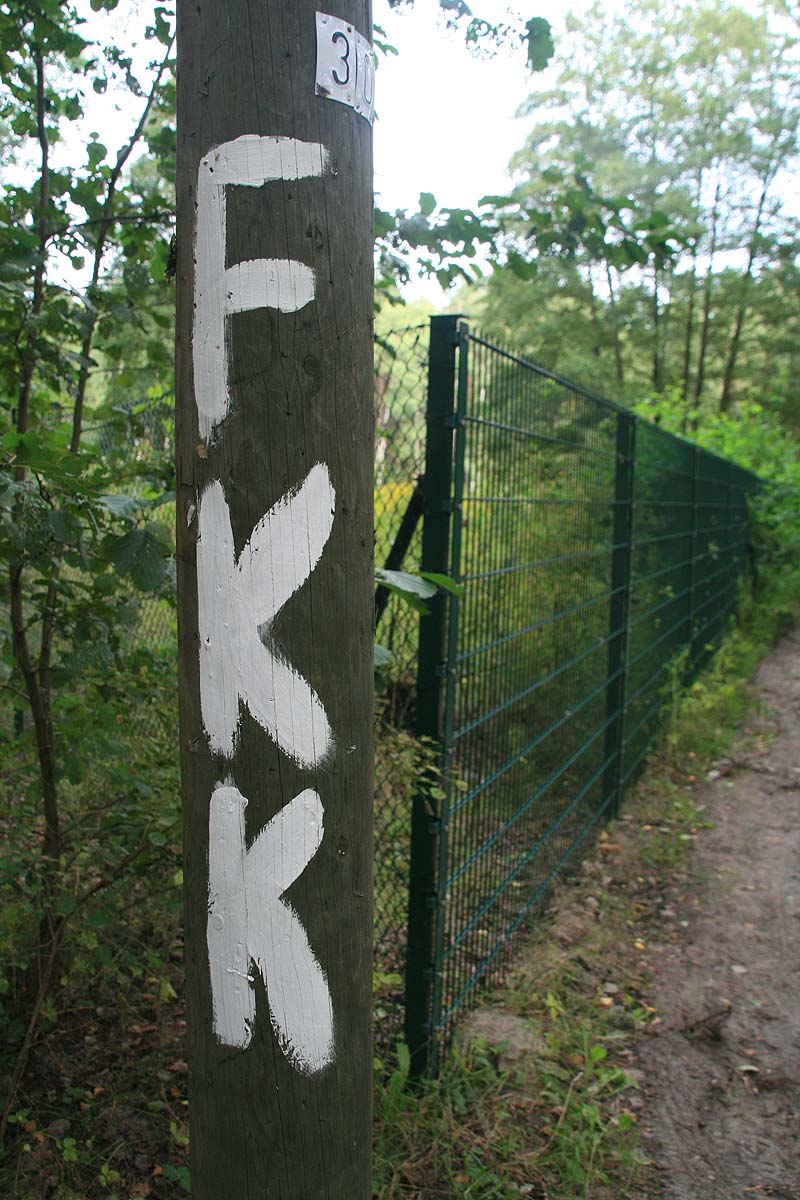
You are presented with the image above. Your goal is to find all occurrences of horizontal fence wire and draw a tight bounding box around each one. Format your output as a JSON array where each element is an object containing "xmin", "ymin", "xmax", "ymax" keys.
[{"xmin": 405, "ymin": 319, "xmax": 759, "ymax": 1072}]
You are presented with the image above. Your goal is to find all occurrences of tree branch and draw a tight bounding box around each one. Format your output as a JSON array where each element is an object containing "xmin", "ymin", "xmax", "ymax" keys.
[
  {"xmin": 15, "ymin": 46, "xmax": 49, "ymax": 445},
  {"xmin": 69, "ymin": 35, "xmax": 175, "ymax": 456}
]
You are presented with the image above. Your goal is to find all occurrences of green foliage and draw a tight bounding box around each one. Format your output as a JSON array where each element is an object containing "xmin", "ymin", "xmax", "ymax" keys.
[
  {"xmin": 375, "ymin": 566, "xmax": 464, "ymax": 615},
  {"xmin": 525, "ymin": 17, "xmax": 554, "ymax": 72},
  {"xmin": 470, "ymin": 0, "xmax": 800, "ymax": 421},
  {"xmin": 0, "ymin": 2, "xmax": 178, "ymax": 1143},
  {"xmin": 376, "ymin": 196, "xmax": 498, "ymax": 298},
  {"xmin": 386, "ymin": 1, "xmax": 554, "ymax": 74},
  {"xmin": 373, "ymin": 1040, "xmax": 528, "ymax": 1198},
  {"xmin": 373, "ymin": 1022, "xmax": 642, "ymax": 1198},
  {"xmin": 633, "ymin": 391, "xmax": 800, "ymax": 607}
]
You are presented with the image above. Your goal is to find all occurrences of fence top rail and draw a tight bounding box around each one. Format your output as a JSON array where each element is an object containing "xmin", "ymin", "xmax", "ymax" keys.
[{"xmin": 463, "ymin": 325, "xmax": 761, "ymax": 489}]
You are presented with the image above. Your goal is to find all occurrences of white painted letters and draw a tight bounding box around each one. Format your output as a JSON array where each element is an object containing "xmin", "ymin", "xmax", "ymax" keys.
[
  {"xmin": 197, "ymin": 462, "xmax": 335, "ymax": 767},
  {"xmin": 207, "ymin": 783, "xmax": 334, "ymax": 1073},
  {"xmin": 194, "ymin": 135, "xmax": 328, "ymax": 443},
  {"xmin": 194, "ymin": 133, "xmax": 340, "ymax": 1073}
]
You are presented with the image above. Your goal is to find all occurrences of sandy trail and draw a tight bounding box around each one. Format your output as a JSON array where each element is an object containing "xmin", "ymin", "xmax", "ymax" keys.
[{"xmin": 638, "ymin": 628, "xmax": 800, "ymax": 1200}]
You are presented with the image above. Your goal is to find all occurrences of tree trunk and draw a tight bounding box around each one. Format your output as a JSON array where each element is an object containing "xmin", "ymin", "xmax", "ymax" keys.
[
  {"xmin": 692, "ymin": 171, "xmax": 722, "ymax": 427},
  {"xmin": 652, "ymin": 263, "xmax": 662, "ymax": 391},
  {"xmin": 681, "ymin": 251, "xmax": 698, "ymax": 428},
  {"xmin": 175, "ymin": 3, "xmax": 375, "ymax": 1196},
  {"xmin": 719, "ymin": 166, "xmax": 775, "ymax": 413},
  {"xmin": 681, "ymin": 170, "xmax": 704, "ymax": 420},
  {"xmin": 587, "ymin": 266, "xmax": 603, "ymax": 359},
  {"xmin": 604, "ymin": 259, "xmax": 625, "ymax": 389},
  {"xmin": 9, "ymin": 48, "xmax": 63, "ymax": 986}
]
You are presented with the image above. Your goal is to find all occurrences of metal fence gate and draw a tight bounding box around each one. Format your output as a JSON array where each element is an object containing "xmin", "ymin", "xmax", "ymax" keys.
[{"xmin": 401, "ymin": 316, "xmax": 758, "ymax": 1073}]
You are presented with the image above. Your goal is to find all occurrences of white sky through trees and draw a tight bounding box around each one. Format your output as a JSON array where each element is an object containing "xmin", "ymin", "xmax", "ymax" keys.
[
  {"xmin": 21, "ymin": 0, "xmax": 789, "ymax": 305},
  {"xmin": 60, "ymin": 0, "xmax": 579, "ymax": 303},
  {"xmin": 373, "ymin": 0, "xmax": 573, "ymax": 301}
]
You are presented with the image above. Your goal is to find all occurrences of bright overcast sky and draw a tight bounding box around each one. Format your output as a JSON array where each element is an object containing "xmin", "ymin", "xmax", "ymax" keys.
[
  {"xmin": 58, "ymin": 1, "xmax": 582, "ymax": 302},
  {"xmin": 374, "ymin": 0, "xmax": 550, "ymax": 212},
  {"xmin": 372, "ymin": 0, "xmax": 577, "ymax": 300}
]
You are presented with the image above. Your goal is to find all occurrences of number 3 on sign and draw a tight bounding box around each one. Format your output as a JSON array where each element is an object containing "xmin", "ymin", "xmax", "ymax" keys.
[{"xmin": 315, "ymin": 11, "xmax": 375, "ymax": 125}]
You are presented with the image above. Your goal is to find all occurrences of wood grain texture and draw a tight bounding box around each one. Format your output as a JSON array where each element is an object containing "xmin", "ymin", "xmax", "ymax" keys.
[{"xmin": 175, "ymin": 3, "xmax": 374, "ymax": 1196}]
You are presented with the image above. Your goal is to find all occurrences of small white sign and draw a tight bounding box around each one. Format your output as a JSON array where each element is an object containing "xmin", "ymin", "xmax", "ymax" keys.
[{"xmin": 315, "ymin": 11, "xmax": 375, "ymax": 125}]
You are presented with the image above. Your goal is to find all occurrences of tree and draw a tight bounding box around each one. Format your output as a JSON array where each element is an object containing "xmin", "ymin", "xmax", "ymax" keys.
[
  {"xmin": 0, "ymin": 0, "xmax": 177, "ymax": 1134},
  {"xmin": 473, "ymin": 0, "xmax": 800, "ymax": 421}
]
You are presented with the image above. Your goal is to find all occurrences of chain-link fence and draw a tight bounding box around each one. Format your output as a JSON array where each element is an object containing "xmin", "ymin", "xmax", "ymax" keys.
[
  {"xmin": 88, "ymin": 400, "xmax": 178, "ymax": 742},
  {"xmin": 374, "ymin": 325, "xmax": 429, "ymax": 723}
]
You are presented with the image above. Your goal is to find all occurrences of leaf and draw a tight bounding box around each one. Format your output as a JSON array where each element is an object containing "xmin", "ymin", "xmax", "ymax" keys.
[
  {"xmin": 374, "ymin": 642, "xmax": 393, "ymax": 671},
  {"xmin": 526, "ymin": 17, "xmax": 554, "ymax": 72},
  {"xmin": 86, "ymin": 139, "xmax": 107, "ymax": 167},
  {"xmin": 420, "ymin": 571, "xmax": 464, "ymax": 598},
  {"xmin": 99, "ymin": 494, "xmax": 144, "ymax": 519},
  {"xmin": 106, "ymin": 524, "xmax": 171, "ymax": 591},
  {"xmin": 374, "ymin": 567, "xmax": 437, "ymax": 613},
  {"xmin": 47, "ymin": 509, "xmax": 82, "ymax": 544},
  {"xmin": 419, "ymin": 191, "xmax": 437, "ymax": 217}
]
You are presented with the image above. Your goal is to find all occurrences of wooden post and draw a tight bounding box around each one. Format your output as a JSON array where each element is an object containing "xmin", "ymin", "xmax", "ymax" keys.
[{"xmin": 175, "ymin": 4, "xmax": 374, "ymax": 1197}]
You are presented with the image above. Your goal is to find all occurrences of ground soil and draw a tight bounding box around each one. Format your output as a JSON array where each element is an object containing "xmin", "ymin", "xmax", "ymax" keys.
[
  {"xmin": 637, "ymin": 629, "xmax": 800, "ymax": 1200},
  {"xmin": 460, "ymin": 629, "xmax": 800, "ymax": 1200}
]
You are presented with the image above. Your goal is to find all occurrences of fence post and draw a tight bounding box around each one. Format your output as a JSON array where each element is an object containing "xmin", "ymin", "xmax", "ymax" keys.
[
  {"xmin": 725, "ymin": 457, "xmax": 736, "ymax": 618},
  {"xmin": 175, "ymin": 4, "xmax": 374, "ymax": 1196},
  {"xmin": 603, "ymin": 411, "xmax": 637, "ymax": 816},
  {"xmin": 687, "ymin": 443, "xmax": 699, "ymax": 665},
  {"xmin": 405, "ymin": 315, "xmax": 461, "ymax": 1076}
]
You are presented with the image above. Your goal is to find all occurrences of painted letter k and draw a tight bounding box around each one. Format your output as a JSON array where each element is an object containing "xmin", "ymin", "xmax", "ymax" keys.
[{"xmin": 197, "ymin": 462, "xmax": 335, "ymax": 767}]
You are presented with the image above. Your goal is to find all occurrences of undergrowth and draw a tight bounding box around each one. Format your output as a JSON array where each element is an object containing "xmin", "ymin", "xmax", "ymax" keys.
[
  {"xmin": 2, "ymin": 579, "xmax": 795, "ymax": 1198},
  {"xmin": 371, "ymin": 558, "xmax": 798, "ymax": 1200},
  {"xmin": 1, "ymin": 399, "xmax": 797, "ymax": 1200}
]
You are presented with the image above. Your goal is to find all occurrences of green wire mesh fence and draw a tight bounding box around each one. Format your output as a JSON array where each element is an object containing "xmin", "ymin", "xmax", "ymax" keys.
[
  {"xmin": 76, "ymin": 316, "xmax": 756, "ymax": 1072},
  {"xmin": 403, "ymin": 316, "xmax": 758, "ymax": 1073}
]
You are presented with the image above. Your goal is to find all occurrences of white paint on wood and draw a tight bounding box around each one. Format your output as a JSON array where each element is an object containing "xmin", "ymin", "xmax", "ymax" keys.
[
  {"xmin": 197, "ymin": 462, "xmax": 335, "ymax": 766},
  {"xmin": 194, "ymin": 134, "xmax": 329, "ymax": 443},
  {"xmin": 207, "ymin": 782, "xmax": 334, "ymax": 1072}
]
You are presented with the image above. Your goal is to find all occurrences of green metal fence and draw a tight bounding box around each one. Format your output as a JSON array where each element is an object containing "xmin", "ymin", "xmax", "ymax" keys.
[
  {"xmin": 402, "ymin": 316, "xmax": 758, "ymax": 1073},
  {"xmin": 85, "ymin": 316, "xmax": 757, "ymax": 1071}
]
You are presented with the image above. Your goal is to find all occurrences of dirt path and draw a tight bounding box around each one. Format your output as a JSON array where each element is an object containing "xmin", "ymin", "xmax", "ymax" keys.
[{"xmin": 638, "ymin": 629, "xmax": 800, "ymax": 1200}]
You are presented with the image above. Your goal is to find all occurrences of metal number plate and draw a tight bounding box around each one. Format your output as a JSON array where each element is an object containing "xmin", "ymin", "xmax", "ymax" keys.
[{"xmin": 315, "ymin": 11, "xmax": 375, "ymax": 125}]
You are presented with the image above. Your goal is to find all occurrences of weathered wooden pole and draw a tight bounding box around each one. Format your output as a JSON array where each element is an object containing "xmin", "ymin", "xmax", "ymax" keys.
[{"xmin": 175, "ymin": 5, "xmax": 374, "ymax": 1196}]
